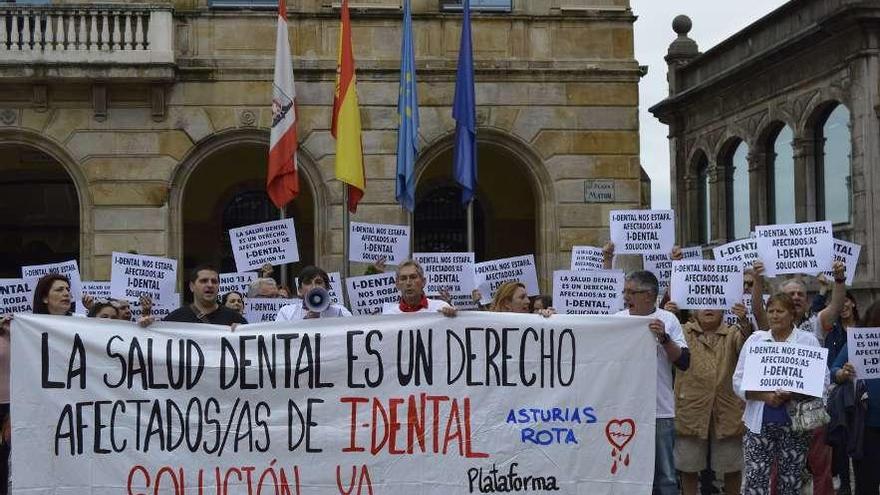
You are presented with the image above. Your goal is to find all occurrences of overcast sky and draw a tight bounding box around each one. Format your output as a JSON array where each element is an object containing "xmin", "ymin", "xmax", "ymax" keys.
[{"xmin": 631, "ymin": 0, "xmax": 789, "ymax": 208}]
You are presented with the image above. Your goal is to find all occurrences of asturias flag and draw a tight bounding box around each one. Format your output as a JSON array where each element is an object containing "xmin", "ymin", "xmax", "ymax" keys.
[
  {"xmin": 332, "ymin": 0, "xmax": 366, "ymax": 213},
  {"xmin": 453, "ymin": 0, "xmax": 477, "ymax": 205},
  {"xmin": 267, "ymin": 0, "xmax": 299, "ymax": 209},
  {"xmin": 395, "ymin": 0, "xmax": 420, "ymax": 212}
]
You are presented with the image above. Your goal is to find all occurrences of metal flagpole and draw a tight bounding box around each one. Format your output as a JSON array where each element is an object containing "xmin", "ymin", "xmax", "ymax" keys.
[
  {"xmin": 278, "ymin": 207, "xmax": 289, "ymax": 288},
  {"xmin": 466, "ymin": 200, "xmax": 474, "ymax": 252},
  {"xmin": 342, "ymin": 187, "xmax": 350, "ymax": 279}
]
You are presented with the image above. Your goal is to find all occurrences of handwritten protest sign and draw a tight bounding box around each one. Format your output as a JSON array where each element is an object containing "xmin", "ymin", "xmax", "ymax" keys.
[
  {"xmin": 229, "ymin": 219, "xmax": 300, "ymax": 272},
  {"xmin": 11, "ymin": 312, "xmax": 656, "ymax": 494},
  {"xmin": 670, "ymin": 260, "xmax": 743, "ymax": 310},
  {"xmin": 0, "ymin": 279, "xmax": 33, "ymax": 314},
  {"xmin": 109, "ymin": 252, "xmax": 178, "ymax": 305},
  {"xmin": 81, "ymin": 281, "xmax": 111, "ymax": 299},
  {"xmin": 414, "ymin": 252, "xmax": 476, "ymax": 309},
  {"xmin": 713, "ymin": 238, "xmax": 759, "ymax": 270},
  {"xmin": 570, "ymin": 246, "xmax": 605, "ymax": 271},
  {"xmin": 22, "ymin": 260, "xmax": 84, "ymax": 314},
  {"xmin": 349, "ymin": 222, "xmax": 410, "ymax": 265},
  {"xmin": 473, "ymin": 255, "xmax": 540, "ymax": 305},
  {"xmin": 742, "ymin": 341, "xmax": 828, "ymax": 398},
  {"xmin": 825, "ymin": 239, "xmax": 860, "ymax": 285},
  {"xmin": 219, "ymin": 272, "xmax": 259, "ymax": 297},
  {"xmin": 345, "ymin": 272, "xmax": 399, "ymax": 315},
  {"xmin": 244, "ymin": 297, "xmax": 297, "ymax": 323},
  {"xmin": 847, "ymin": 327, "xmax": 880, "ymax": 380},
  {"xmin": 755, "ymin": 221, "xmax": 833, "ymax": 277},
  {"xmin": 609, "ymin": 209, "xmax": 675, "ymax": 254},
  {"xmin": 552, "ymin": 270, "xmax": 624, "ymax": 314}
]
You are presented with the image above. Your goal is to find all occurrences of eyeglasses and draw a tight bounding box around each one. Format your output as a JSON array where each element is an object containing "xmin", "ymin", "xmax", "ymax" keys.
[{"xmin": 622, "ymin": 289, "xmax": 650, "ymax": 296}]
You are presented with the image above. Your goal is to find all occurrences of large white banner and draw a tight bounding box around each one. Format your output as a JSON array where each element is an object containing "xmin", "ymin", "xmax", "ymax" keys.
[{"xmin": 12, "ymin": 312, "xmax": 657, "ymax": 494}]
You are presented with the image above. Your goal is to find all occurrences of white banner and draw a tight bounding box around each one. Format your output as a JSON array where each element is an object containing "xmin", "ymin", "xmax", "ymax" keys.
[
  {"xmin": 414, "ymin": 252, "xmax": 476, "ymax": 309},
  {"xmin": 219, "ymin": 272, "xmax": 259, "ymax": 297},
  {"xmin": 110, "ymin": 252, "xmax": 178, "ymax": 305},
  {"xmin": 129, "ymin": 296, "xmax": 177, "ymax": 320},
  {"xmin": 755, "ymin": 221, "xmax": 834, "ymax": 277},
  {"xmin": 11, "ymin": 312, "xmax": 656, "ymax": 494},
  {"xmin": 244, "ymin": 297, "xmax": 297, "ymax": 323},
  {"xmin": 669, "ymin": 260, "xmax": 743, "ymax": 310},
  {"xmin": 609, "ymin": 209, "xmax": 675, "ymax": 254},
  {"xmin": 349, "ymin": 222, "xmax": 411, "ymax": 265},
  {"xmin": 825, "ymin": 239, "xmax": 860, "ymax": 286},
  {"xmin": 21, "ymin": 260, "xmax": 84, "ymax": 314},
  {"xmin": 724, "ymin": 294, "xmax": 768, "ymax": 327},
  {"xmin": 847, "ymin": 327, "xmax": 880, "ymax": 380},
  {"xmin": 345, "ymin": 272, "xmax": 399, "ymax": 315},
  {"xmin": 552, "ymin": 270, "xmax": 624, "ymax": 315},
  {"xmin": 229, "ymin": 218, "xmax": 300, "ymax": 272},
  {"xmin": 0, "ymin": 278, "xmax": 33, "ymax": 314},
  {"xmin": 570, "ymin": 246, "xmax": 605, "ymax": 271},
  {"xmin": 473, "ymin": 255, "xmax": 540, "ymax": 305},
  {"xmin": 713, "ymin": 238, "xmax": 760, "ymax": 270},
  {"xmin": 742, "ymin": 341, "xmax": 828, "ymax": 398}
]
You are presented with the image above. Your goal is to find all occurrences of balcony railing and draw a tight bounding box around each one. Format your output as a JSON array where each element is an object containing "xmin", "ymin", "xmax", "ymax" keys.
[{"xmin": 0, "ymin": 4, "xmax": 173, "ymax": 65}]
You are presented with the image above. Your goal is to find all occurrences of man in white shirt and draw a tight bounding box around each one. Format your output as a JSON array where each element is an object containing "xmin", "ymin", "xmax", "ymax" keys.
[
  {"xmin": 381, "ymin": 260, "xmax": 456, "ymax": 316},
  {"xmin": 615, "ymin": 270, "xmax": 689, "ymax": 495},
  {"xmin": 276, "ymin": 266, "xmax": 352, "ymax": 321}
]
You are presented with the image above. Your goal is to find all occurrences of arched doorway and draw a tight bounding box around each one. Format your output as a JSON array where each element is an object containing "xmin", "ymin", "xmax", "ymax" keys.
[{"xmin": 0, "ymin": 144, "xmax": 79, "ymax": 277}]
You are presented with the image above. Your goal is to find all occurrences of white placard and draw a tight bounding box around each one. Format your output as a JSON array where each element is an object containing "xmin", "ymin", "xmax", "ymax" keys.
[
  {"xmin": 21, "ymin": 260, "xmax": 84, "ymax": 314},
  {"xmin": 345, "ymin": 272, "xmax": 399, "ymax": 315},
  {"xmin": 326, "ymin": 271, "xmax": 343, "ymax": 305},
  {"xmin": 414, "ymin": 252, "xmax": 476, "ymax": 309},
  {"xmin": 670, "ymin": 260, "xmax": 743, "ymax": 310},
  {"xmin": 229, "ymin": 218, "xmax": 300, "ymax": 272},
  {"xmin": 742, "ymin": 341, "xmax": 828, "ymax": 398},
  {"xmin": 680, "ymin": 246, "xmax": 703, "ymax": 260},
  {"xmin": 109, "ymin": 252, "xmax": 178, "ymax": 305},
  {"xmin": 609, "ymin": 209, "xmax": 675, "ymax": 254},
  {"xmin": 713, "ymin": 238, "xmax": 760, "ymax": 270},
  {"xmin": 129, "ymin": 295, "xmax": 177, "ymax": 321},
  {"xmin": 824, "ymin": 239, "xmax": 860, "ymax": 286},
  {"xmin": 349, "ymin": 222, "xmax": 411, "ymax": 265},
  {"xmin": 473, "ymin": 255, "xmax": 540, "ymax": 305},
  {"xmin": 243, "ymin": 297, "xmax": 297, "ymax": 323},
  {"xmin": 755, "ymin": 221, "xmax": 834, "ymax": 277},
  {"xmin": 570, "ymin": 246, "xmax": 606, "ymax": 271},
  {"xmin": 847, "ymin": 327, "xmax": 880, "ymax": 380},
  {"xmin": 643, "ymin": 253, "xmax": 672, "ymax": 296},
  {"xmin": 724, "ymin": 294, "xmax": 769, "ymax": 327},
  {"xmin": 81, "ymin": 281, "xmax": 111, "ymax": 299},
  {"xmin": 0, "ymin": 279, "xmax": 34, "ymax": 314},
  {"xmin": 219, "ymin": 272, "xmax": 259, "ymax": 297},
  {"xmin": 553, "ymin": 269, "xmax": 624, "ymax": 315}
]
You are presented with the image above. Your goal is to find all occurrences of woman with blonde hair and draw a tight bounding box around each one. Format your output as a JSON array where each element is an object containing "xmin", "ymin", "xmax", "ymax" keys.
[{"xmin": 491, "ymin": 281, "xmax": 554, "ymax": 317}]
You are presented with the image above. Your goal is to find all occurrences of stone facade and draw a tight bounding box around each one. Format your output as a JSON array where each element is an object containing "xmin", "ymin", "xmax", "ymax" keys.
[
  {"xmin": 650, "ymin": 0, "xmax": 880, "ymax": 299},
  {"xmin": 0, "ymin": 0, "xmax": 646, "ymax": 291}
]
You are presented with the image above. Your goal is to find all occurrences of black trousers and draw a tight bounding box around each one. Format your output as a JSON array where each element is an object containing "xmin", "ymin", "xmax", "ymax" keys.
[{"xmin": 853, "ymin": 425, "xmax": 880, "ymax": 495}]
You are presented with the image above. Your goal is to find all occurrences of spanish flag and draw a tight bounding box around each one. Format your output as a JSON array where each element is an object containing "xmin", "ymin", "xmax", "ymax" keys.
[{"xmin": 332, "ymin": 0, "xmax": 365, "ymax": 213}]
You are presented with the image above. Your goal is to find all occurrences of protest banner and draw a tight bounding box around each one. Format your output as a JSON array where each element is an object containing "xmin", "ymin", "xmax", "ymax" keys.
[
  {"xmin": 81, "ymin": 281, "xmax": 112, "ymax": 299},
  {"xmin": 414, "ymin": 252, "xmax": 476, "ymax": 309},
  {"xmin": 670, "ymin": 260, "xmax": 743, "ymax": 310},
  {"xmin": 713, "ymin": 238, "xmax": 759, "ymax": 270},
  {"xmin": 21, "ymin": 260, "xmax": 84, "ymax": 314},
  {"xmin": 552, "ymin": 270, "xmax": 625, "ymax": 315},
  {"xmin": 244, "ymin": 297, "xmax": 297, "ymax": 323},
  {"xmin": 473, "ymin": 255, "xmax": 540, "ymax": 305},
  {"xmin": 0, "ymin": 278, "xmax": 33, "ymax": 314},
  {"xmin": 570, "ymin": 246, "xmax": 605, "ymax": 271},
  {"xmin": 109, "ymin": 252, "xmax": 178, "ymax": 305},
  {"xmin": 742, "ymin": 341, "xmax": 828, "ymax": 398},
  {"xmin": 755, "ymin": 221, "xmax": 833, "ymax": 277},
  {"xmin": 129, "ymin": 295, "xmax": 177, "ymax": 320},
  {"xmin": 349, "ymin": 222, "xmax": 411, "ymax": 265},
  {"xmin": 847, "ymin": 327, "xmax": 880, "ymax": 380},
  {"xmin": 220, "ymin": 272, "xmax": 259, "ymax": 297},
  {"xmin": 345, "ymin": 272, "xmax": 399, "ymax": 315},
  {"xmin": 824, "ymin": 239, "xmax": 860, "ymax": 285},
  {"xmin": 11, "ymin": 311, "xmax": 656, "ymax": 494},
  {"xmin": 609, "ymin": 209, "xmax": 675, "ymax": 254},
  {"xmin": 229, "ymin": 219, "xmax": 300, "ymax": 272}
]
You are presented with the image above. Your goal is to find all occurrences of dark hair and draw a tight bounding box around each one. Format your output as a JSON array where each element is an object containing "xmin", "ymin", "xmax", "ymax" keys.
[
  {"xmin": 297, "ymin": 266, "xmax": 332, "ymax": 291},
  {"xmin": 626, "ymin": 270, "xmax": 659, "ymax": 298},
  {"xmin": 529, "ymin": 295, "xmax": 553, "ymax": 312},
  {"xmin": 32, "ymin": 273, "xmax": 72, "ymax": 315},
  {"xmin": 858, "ymin": 300, "xmax": 880, "ymax": 328},
  {"xmin": 221, "ymin": 291, "xmax": 244, "ymax": 306},
  {"xmin": 188, "ymin": 264, "xmax": 219, "ymax": 283},
  {"xmin": 88, "ymin": 301, "xmax": 118, "ymax": 318},
  {"xmin": 844, "ymin": 291, "xmax": 860, "ymax": 323}
]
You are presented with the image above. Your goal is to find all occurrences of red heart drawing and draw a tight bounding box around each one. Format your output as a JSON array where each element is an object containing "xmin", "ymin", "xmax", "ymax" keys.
[{"xmin": 605, "ymin": 418, "xmax": 636, "ymax": 451}]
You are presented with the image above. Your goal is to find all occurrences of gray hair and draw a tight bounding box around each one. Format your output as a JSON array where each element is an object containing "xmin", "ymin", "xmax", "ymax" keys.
[
  {"xmin": 395, "ymin": 259, "xmax": 425, "ymax": 280},
  {"xmin": 626, "ymin": 270, "xmax": 659, "ymax": 298},
  {"xmin": 248, "ymin": 277, "xmax": 277, "ymax": 298},
  {"xmin": 780, "ymin": 277, "xmax": 806, "ymax": 293}
]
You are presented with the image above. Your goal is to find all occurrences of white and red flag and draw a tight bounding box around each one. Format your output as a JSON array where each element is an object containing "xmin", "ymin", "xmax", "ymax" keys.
[{"xmin": 267, "ymin": 0, "xmax": 299, "ymax": 208}]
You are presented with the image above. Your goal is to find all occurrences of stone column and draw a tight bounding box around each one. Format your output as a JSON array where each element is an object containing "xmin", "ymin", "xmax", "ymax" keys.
[
  {"xmin": 747, "ymin": 150, "xmax": 769, "ymax": 227},
  {"xmin": 709, "ymin": 162, "xmax": 728, "ymax": 244},
  {"xmin": 682, "ymin": 174, "xmax": 699, "ymax": 245},
  {"xmin": 792, "ymin": 136, "xmax": 817, "ymax": 222}
]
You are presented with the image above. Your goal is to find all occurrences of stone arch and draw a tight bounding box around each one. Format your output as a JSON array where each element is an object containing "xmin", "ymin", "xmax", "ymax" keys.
[
  {"xmin": 0, "ymin": 127, "xmax": 93, "ymax": 276},
  {"xmin": 686, "ymin": 147, "xmax": 709, "ymax": 176}
]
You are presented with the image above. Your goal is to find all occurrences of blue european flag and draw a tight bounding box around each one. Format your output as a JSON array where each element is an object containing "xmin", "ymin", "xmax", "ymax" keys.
[
  {"xmin": 453, "ymin": 0, "xmax": 477, "ymax": 205},
  {"xmin": 395, "ymin": 0, "xmax": 420, "ymax": 212}
]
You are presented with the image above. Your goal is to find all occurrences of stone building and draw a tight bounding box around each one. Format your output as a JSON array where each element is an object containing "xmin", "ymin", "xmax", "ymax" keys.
[
  {"xmin": 650, "ymin": 0, "xmax": 879, "ymax": 297},
  {"xmin": 0, "ymin": 0, "xmax": 647, "ymax": 292}
]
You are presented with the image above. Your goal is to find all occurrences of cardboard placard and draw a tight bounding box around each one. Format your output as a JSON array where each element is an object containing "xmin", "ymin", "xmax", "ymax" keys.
[
  {"xmin": 609, "ymin": 209, "xmax": 675, "ymax": 254},
  {"xmin": 229, "ymin": 218, "xmax": 300, "ymax": 272},
  {"xmin": 349, "ymin": 222, "xmax": 411, "ymax": 265}
]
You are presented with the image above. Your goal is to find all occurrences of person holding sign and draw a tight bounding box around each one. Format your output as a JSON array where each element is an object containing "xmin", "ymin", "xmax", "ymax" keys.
[
  {"xmin": 381, "ymin": 260, "xmax": 456, "ymax": 316},
  {"xmin": 733, "ymin": 293, "xmax": 830, "ymax": 495},
  {"xmin": 614, "ymin": 270, "xmax": 689, "ymax": 495},
  {"xmin": 276, "ymin": 266, "xmax": 352, "ymax": 320},
  {"xmin": 142, "ymin": 265, "xmax": 247, "ymax": 327},
  {"xmin": 830, "ymin": 301, "xmax": 880, "ymax": 495},
  {"xmin": 490, "ymin": 282, "xmax": 554, "ymax": 317}
]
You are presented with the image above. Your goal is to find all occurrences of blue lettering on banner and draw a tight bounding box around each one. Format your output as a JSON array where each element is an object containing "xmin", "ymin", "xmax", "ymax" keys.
[{"xmin": 505, "ymin": 406, "xmax": 597, "ymax": 446}]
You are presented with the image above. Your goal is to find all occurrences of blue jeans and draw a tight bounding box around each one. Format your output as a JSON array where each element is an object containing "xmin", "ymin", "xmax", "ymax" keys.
[{"xmin": 654, "ymin": 418, "xmax": 678, "ymax": 495}]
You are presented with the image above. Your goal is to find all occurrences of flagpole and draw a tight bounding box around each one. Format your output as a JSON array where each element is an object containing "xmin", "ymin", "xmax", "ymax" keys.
[
  {"xmin": 278, "ymin": 206, "xmax": 289, "ymax": 288},
  {"xmin": 466, "ymin": 200, "xmax": 474, "ymax": 252},
  {"xmin": 342, "ymin": 187, "xmax": 350, "ymax": 279}
]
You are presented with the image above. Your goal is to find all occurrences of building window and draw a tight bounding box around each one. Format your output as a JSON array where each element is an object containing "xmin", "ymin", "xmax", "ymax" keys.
[
  {"xmin": 769, "ymin": 125, "xmax": 795, "ymax": 224},
  {"xmin": 726, "ymin": 142, "xmax": 750, "ymax": 240},
  {"xmin": 210, "ymin": 0, "xmax": 276, "ymax": 8},
  {"xmin": 816, "ymin": 104, "xmax": 852, "ymax": 224},
  {"xmin": 440, "ymin": 0, "xmax": 513, "ymax": 12},
  {"xmin": 697, "ymin": 157, "xmax": 711, "ymax": 244}
]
